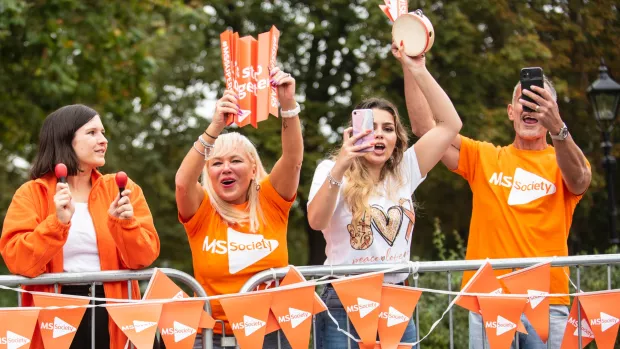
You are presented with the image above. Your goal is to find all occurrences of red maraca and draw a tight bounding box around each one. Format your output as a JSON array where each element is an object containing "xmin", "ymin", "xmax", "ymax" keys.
[
  {"xmin": 55, "ymin": 163, "xmax": 68, "ymax": 183},
  {"xmin": 115, "ymin": 171, "xmax": 128, "ymax": 197}
]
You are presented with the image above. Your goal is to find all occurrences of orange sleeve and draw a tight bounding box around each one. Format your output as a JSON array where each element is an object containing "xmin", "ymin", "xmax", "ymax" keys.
[
  {"xmin": 106, "ymin": 178, "xmax": 160, "ymax": 270},
  {"xmin": 452, "ymin": 136, "xmax": 481, "ymax": 182},
  {"xmin": 179, "ymin": 187, "xmax": 214, "ymax": 238},
  {"xmin": 0, "ymin": 183, "xmax": 70, "ymax": 277},
  {"xmin": 261, "ymin": 176, "xmax": 296, "ymax": 220}
]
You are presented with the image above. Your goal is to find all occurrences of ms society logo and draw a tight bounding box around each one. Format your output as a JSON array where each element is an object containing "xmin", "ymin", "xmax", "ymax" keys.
[
  {"xmin": 203, "ymin": 228, "xmax": 279, "ymax": 274},
  {"xmin": 488, "ymin": 168, "xmax": 556, "ymax": 205}
]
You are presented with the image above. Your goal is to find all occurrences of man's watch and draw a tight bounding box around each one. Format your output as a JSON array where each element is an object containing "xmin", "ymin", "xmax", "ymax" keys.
[{"xmin": 550, "ymin": 122, "xmax": 569, "ymax": 141}]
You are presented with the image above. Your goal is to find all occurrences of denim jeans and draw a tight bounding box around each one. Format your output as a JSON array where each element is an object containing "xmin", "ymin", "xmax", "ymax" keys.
[
  {"xmin": 192, "ymin": 330, "xmax": 291, "ymax": 349},
  {"xmin": 469, "ymin": 305, "xmax": 569, "ymax": 349},
  {"xmin": 315, "ymin": 285, "xmax": 418, "ymax": 349}
]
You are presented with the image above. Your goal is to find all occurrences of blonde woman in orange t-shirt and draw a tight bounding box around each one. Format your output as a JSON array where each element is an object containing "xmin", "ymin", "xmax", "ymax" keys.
[{"xmin": 175, "ymin": 67, "xmax": 302, "ymax": 349}]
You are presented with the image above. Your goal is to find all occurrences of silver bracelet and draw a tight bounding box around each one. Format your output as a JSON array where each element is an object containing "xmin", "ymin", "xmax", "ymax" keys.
[
  {"xmin": 280, "ymin": 102, "xmax": 301, "ymax": 118},
  {"xmin": 198, "ymin": 135, "xmax": 215, "ymax": 149},
  {"xmin": 193, "ymin": 142, "xmax": 206, "ymax": 159},
  {"xmin": 327, "ymin": 171, "xmax": 342, "ymax": 188}
]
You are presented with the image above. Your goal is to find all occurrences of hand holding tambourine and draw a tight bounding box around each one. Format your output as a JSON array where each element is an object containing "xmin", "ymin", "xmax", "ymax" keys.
[
  {"xmin": 391, "ymin": 41, "xmax": 426, "ymax": 73},
  {"xmin": 382, "ymin": 4, "xmax": 435, "ymax": 57},
  {"xmin": 393, "ymin": 10, "xmax": 434, "ymax": 56}
]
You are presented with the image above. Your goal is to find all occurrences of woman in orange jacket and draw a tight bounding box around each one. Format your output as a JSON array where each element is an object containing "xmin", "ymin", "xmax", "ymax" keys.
[{"xmin": 0, "ymin": 104, "xmax": 160, "ymax": 349}]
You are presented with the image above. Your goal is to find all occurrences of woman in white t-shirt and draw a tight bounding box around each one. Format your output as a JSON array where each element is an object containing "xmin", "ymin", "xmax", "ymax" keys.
[{"xmin": 307, "ymin": 44, "xmax": 462, "ymax": 348}]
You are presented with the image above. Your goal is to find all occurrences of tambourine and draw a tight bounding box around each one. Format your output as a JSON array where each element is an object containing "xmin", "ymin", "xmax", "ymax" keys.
[{"xmin": 392, "ymin": 9, "xmax": 435, "ymax": 57}]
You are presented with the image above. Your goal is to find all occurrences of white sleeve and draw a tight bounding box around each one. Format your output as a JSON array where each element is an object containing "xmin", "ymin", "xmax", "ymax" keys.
[
  {"xmin": 307, "ymin": 159, "xmax": 336, "ymax": 205},
  {"xmin": 403, "ymin": 145, "xmax": 426, "ymax": 195}
]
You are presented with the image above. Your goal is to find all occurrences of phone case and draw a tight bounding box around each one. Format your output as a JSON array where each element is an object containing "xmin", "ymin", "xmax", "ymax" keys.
[
  {"xmin": 352, "ymin": 109, "xmax": 375, "ymax": 152},
  {"xmin": 520, "ymin": 67, "xmax": 544, "ymax": 112}
]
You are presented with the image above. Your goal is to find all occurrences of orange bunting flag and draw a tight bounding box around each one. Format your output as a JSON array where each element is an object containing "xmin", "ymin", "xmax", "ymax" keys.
[
  {"xmin": 0, "ymin": 308, "xmax": 40, "ymax": 349},
  {"xmin": 499, "ymin": 262, "xmax": 551, "ymax": 343},
  {"xmin": 560, "ymin": 297, "xmax": 595, "ymax": 349},
  {"xmin": 143, "ymin": 269, "xmax": 214, "ymax": 330},
  {"xmin": 455, "ymin": 262, "xmax": 504, "ymax": 313},
  {"xmin": 270, "ymin": 285, "xmax": 315, "ymax": 349},
  {"xmin": 373, "ymin": 345, "xmax": 412, "ymax": 349},
  {"xmin": 377, "ymin": 284, "xmax": 421, "ymax": 349},
  {"xmin": 578, "ymin": 291, "xmax": 620, "ymax": 349},
  {"xmin": 478, "ymin": 295, "xmax": 528, "ymax": 349},
  {"xmin": 280, "ymin": 267, "xmax": 328, "ymax": 315},
  {"xmin": 332, "ymin": 273, "xmax": 384, "ymax": 349},
  {"xmin": 264, "ymin": 311, "xmax": 281, "ymax": 335},
  {"xmin": 220, "ymin": 26, "xmax": 280, "ymax": 128},
  {"xmin": 32, "ymin": 293, "xmax": 89, "ymax": 349},
  {"xmin": 265, "ymin": 267, "xmax": 328, "ymax": 334},
  {"xmin": 158, "ymin": 300, "xmax": 204, "ymax": 349},
  {"xmin": 107, "ymin": 303, "xmax": 163, "ymax": 349},
  {"xmin": 219, "ymin": 293, "xmax": 273, "ymax": 349}
]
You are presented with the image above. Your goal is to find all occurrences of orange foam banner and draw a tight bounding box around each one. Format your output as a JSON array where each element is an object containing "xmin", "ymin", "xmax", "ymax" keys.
[
  {"xmin": 560, "ymin": 297, "xmax": 595, "ymax": 349},
  {"xmin": 219, "ymin": 293, "xmax": 273, "ymax": 349},
  {"xmin": 270, "ymin": 284, "xmax": 315, "ymax": 349},
  {"xmin": 107, "ymin": 303, "xmax": 163, "ymax": 349},
  {"xmin": 578, "ymin": 290, "xmax": 620, "ymax": 349},
  {"xmin": 499, "ymin": 262, "xmax": 551, "ymax": 342},
  {"xmin": 0, "ymin": 308, "xmax": 40, "ymax": 349},
  {"xmin": 220, "ymin": 26, "xmax": 280, "ymax": 128},
  {"xmin": 377, "ymin": 284, "xmax": 421, "ymax": 349},
  {"xmin": 332, "ymin": 273, "xmax": 384, "ymax": 349},
  {"xmin": 379, "ymin": 0, "xmax": 408, "ymax": 22},
  {"xmin": 32, "ymin": 293, "xmax": 89, "ymax": 349},
  {"xmin": 478, "ymin": 295, "xmax": 528, "ymax": 349}
]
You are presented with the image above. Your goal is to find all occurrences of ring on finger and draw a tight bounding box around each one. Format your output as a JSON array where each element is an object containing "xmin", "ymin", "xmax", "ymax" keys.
[{"xmin": 535, "ymin": 105, "xmax": 540, "ymax": 112}]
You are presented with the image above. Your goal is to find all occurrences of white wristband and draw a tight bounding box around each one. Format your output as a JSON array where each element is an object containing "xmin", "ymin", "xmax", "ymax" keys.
[{"xmin": 280, "ymin": 102, "xmax": 301, "ymax": 118}]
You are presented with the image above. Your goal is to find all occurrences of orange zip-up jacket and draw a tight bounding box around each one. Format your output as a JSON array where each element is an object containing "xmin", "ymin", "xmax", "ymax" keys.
[{"xmin": 0, "ymin": 170, "xmax": 160, "ymax": 349}]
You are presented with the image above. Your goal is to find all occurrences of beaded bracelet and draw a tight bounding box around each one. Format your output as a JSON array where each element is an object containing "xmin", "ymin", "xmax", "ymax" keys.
[{"xmin": 327, "ymin": 171, "xmax": 342, "ymax": 188}]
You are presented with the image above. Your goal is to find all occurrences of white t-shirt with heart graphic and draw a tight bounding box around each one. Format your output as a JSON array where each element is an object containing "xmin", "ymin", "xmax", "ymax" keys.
[{"xmin": 308, "ymin": 146, "xmax": 425, "ymax": 283}]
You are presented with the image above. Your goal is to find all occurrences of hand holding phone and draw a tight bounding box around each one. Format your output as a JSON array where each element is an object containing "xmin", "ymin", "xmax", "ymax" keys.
[
  {"xmin": 352, "ymin": 109, "xmax": 375, "ymax": 152},
  {"xmin": 520, "ymin": 67, "xmax": 544, "ymax": 112}
]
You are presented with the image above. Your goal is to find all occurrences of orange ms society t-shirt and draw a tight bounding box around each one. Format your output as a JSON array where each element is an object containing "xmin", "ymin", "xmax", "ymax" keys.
[
  {"xmin": 455, "ymin": 136, "xmax": 587, "ymax": 305},
  {"xmin": 181, "ymin": 176, "xmax": 294, "ymax": 334}
]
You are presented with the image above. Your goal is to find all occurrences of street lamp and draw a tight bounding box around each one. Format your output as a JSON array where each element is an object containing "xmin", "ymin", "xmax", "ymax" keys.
[{"xmin": 587, "ymin": 59, "xmax": 620, "ymax": 245}]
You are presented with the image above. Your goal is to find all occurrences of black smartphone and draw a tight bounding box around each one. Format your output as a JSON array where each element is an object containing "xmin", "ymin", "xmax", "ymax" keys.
[{"xmin": 520, "ymin": 67, "xmax": 544, "ymax": 112}]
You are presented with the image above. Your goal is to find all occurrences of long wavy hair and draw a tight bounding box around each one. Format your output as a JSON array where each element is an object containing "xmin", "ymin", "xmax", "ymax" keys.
[
  {"xmin": 334, "ymin": 98, "xmax": 410, "ymax": 229},
  {"xmin": 202, "ymin": 132, "xmax": 268, "ymax": 232}
]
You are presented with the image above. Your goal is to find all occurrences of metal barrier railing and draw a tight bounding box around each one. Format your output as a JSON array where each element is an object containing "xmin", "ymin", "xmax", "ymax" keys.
[
  {"xmin": 0, "ymin": 268, "xmax": 213, "ymax": 349},
  {"xmin": 239, "ymin": 254, "xmax": 620, "ymax": 349}
]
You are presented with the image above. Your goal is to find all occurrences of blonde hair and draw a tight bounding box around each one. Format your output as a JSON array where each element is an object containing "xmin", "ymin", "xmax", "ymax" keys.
[
  {"xmin": 335, "ymin": 98, "xmax": 410, "ymax": 229},
  {"xmin": 202, "ymin": 132, "xmax": 268, "ymax": 232}
]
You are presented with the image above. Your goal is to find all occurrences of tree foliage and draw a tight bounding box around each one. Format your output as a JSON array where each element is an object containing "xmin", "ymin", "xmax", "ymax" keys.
[{"xmin": 1, "ymin": 0, "xmax": 619, "ymax": 297}]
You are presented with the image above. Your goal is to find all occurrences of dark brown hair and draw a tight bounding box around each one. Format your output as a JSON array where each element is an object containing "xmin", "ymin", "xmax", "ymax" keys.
[{"xmin": 30, "ymin": 104, "xmax": 99, "ymax": 179}]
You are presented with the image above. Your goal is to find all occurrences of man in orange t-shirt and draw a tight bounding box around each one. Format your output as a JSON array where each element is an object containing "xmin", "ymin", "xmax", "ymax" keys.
[{"xmin": 405, "ymin": 67, "xmax": 591, "ymax": 348}]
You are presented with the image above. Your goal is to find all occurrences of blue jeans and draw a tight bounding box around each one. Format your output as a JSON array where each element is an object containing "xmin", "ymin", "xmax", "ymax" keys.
[
  {"xmin": 468, "ymin": 305, "xmax": 569, "ymax": 349},
  {"xmin": 193, "ymin": 330, "xmax": 291, "ymax": 349},
  {"xmin": 315, "ymin": 285, "xmax": 418, "ymax": 349}
]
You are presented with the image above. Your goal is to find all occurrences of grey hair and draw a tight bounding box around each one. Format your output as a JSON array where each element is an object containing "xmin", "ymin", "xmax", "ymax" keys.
[{"xmin": 512, "ymin": 74, "xmax": 557, "ymax": 102}]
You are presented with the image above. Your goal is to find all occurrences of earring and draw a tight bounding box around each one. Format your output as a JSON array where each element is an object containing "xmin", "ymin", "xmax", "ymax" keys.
[{"xmin": 255, "ymin": 178, "xmax": 261, "ymax": 191}]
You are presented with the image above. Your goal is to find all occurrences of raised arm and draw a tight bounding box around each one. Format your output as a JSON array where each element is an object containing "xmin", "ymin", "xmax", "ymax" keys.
[
  {"xmin": 393, "ymin": 43, "xmax": 462, "ymax": 176},
  {"xmin": 268, "ymin": 67, "xmax": 304, "ymax": 201},
  {"xmin": 521, "ymin": 86, "xmax": 591, "ymax": 194},
  {"xmin": 175, "ymin": 90, "xmax": 238, "ymax": 220},
  {"xmin": 307, "ymin": 129, "xmax": 373, "ymax": 231},
  {"xmin": 393, "ymin": 43, "xmax": 461, "ymax": 171}
]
